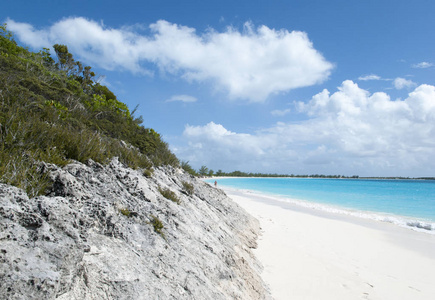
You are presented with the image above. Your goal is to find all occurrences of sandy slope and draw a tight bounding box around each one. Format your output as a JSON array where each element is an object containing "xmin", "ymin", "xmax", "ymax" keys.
[{"xmin": 224, "ymin": 187, "xmax": 435, "ymax": 300}]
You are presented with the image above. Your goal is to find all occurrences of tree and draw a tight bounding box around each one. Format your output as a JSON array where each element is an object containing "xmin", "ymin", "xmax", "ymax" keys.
[
  {"xmin": 53, "ymin": 44, "xmax": 76, "ymax": 75},
  {"xmin": 53, "ymin": 44, "xmax": 95, "ymax": 90},
  {"xmin": 198, "ymin": 165, "xmax": 209, "ymax": 176},
  {"xmin": 181, "ymin": 161, "xmax": 197, "ymax": 176}
]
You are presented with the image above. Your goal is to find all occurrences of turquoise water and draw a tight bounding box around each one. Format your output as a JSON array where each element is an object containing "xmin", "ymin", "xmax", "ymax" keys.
[{"xmin": 206, "ymin": 177, "xmax": 435, "ymax": 232}]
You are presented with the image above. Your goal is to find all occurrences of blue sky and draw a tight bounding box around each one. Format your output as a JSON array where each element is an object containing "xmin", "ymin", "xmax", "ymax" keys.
[{"xmin": 3, "ymin": 0, "xmax": 435, "ymax": 176}]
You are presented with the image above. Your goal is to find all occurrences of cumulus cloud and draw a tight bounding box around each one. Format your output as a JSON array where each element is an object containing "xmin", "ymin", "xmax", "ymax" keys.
[
  {"xmin": 181, "ymin": 122, "xmax": 285, "ymax": 171},
  {"xmin": 7, "ymin": 17, "xmax": 333, "ymax": 102},
  {"xmin": 165, "ymin": 95, "xmax": 197, "ymax": 103},
  {"xmin": 177, "ymin": 81, "xmax": 435, "ymax": 176},
  {"xmin": 3, "ymin": 20, "xmax": 51, "ymax": 49},
  {"xmin": 183, "ymin": 122, "xmax": 276, "ymax": 157},
  {"xmin": 412, "ymin": 62, "xmax": 434, "ymax": 69},
  {"xmin": 393, "ymin": 77, "xmax": 416, "ymax": 90},
  {"xmin": 7, "ymin": 17, "xmax": 153, "ymax": 74}
]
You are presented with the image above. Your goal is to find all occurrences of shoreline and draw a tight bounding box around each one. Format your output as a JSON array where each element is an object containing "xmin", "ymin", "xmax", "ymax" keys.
[
  {"xmin": 207, "ymin": 181, "xmax": 435, "ymax": 234},
  {"xmin": 221, "ymin": 186, "xmax": 435, "ymax": 300}
]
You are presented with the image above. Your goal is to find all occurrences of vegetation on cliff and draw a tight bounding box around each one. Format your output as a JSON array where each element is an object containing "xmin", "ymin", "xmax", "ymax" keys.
[{"xmin": 0, "ymin": 24, "xmax": 179, "ymax": 197}]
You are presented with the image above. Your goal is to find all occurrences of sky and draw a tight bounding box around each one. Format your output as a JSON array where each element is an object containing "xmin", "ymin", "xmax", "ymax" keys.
[{"xmin": 2, "ymin": 0, "xmax": 435, "ymax": 177}]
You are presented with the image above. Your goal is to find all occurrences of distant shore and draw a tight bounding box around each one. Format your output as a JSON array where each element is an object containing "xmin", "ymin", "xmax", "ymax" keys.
[
  {"xmin": 207, "ymin": 175, "xmax": 435, "ymax": 180},
  {"xmin": 222, "ymin": 186, "xmax": 435, "ymax": 300}
]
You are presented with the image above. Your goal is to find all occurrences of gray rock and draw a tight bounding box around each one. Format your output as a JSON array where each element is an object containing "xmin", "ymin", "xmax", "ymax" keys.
[{"xmin": 0, "ymin": 158, "xmax": 270, "ymax": 299}]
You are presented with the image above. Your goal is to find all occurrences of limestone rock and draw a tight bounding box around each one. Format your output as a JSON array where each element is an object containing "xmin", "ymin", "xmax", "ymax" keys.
[{"xmin": 0, "ymin": 158, "xmax": 270, "ymax": 299}]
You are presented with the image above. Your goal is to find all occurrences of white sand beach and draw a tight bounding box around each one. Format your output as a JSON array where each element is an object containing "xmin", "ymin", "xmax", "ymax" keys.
[{"xmin": 223, "ymin": 187, "xmax": 435, "ymax": 300}]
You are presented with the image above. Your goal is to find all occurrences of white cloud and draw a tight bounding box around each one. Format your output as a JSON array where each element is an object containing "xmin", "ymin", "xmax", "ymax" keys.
[
  {"xmin": 358, "ymin": 74, "xmax": 381, "ymax": 81},
  {"xmin": 6, "ymin": 17, "xmax": 333, "ymax": 102},
  {"xmin": 271, "ymin": 108, "xmax": 291, "ymax": 116},
  {"xmin": 393, "ymin": 77, "xmax": 416, "ymax": 90},
  {"xmin": 165, "ymin": 95, "xmax": 197, "ymax": 103},
  {"xmin": 177, "ymin": 81, "xmax": 435, "ymax": 176},
  {"xmin": 3, "ymin": 20, "xmax": 51, "ymax": 49},
  {"xmin": 412, "ymin": 62, "xmax": 434, "ymax": 69},
  {"xmin": 181, "ymin": 122, "xmax": 284, "ymax": 171}
]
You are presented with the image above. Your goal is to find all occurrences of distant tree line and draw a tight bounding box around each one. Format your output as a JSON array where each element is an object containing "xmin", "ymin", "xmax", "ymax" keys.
[
  {"xmin": 181, "ymin": 162, "xmax": 360, "ymax": 178},
  {"xmin": 180, "ymin": 162, "xmax": 435, "ymax": 180}
]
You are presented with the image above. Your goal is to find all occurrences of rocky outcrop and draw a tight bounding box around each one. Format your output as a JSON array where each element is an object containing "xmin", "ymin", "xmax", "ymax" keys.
[{"xmin": 0, "ymin": 158, "xmax": 270, "ymax": 299}]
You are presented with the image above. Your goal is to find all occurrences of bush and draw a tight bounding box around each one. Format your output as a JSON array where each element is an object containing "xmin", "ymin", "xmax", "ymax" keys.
[
  {"xmin": 158, "ymin": 187, "xmax": 180, "ymax": 204},
  {"xmin": 119, "ymin": 208, "xmax": 131, "ymax": 217},
  {"xmin": 150, "ymin": 215, "xmax": 165, "ymax": 239},
  {"xmin": 143, "ymin": 168, "xmax": 154, "ymax": 178},
  {"xmin": 182, "ymin": 181, "xmax": 194, "ymax": 195}
]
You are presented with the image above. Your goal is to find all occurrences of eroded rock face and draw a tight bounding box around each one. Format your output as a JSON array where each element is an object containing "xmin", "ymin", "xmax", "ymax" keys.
[{"xmin": 0, "ymin": 158, "xmax": 270, "ymax": 299}]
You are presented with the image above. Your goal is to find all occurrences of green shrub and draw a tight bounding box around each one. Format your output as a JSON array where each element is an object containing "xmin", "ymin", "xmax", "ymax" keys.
[
  {"xmin": 182, "ymin": 181, "xmax": 194, "ymax": 195},
  {"xmin": 158, "ymin": 187, "xmax": 180, "ymax": 204},
  {"xmin": 119, "ymin": 208, "xmax": 131, "ymax": 217},
  {"xmin": 150, "ymin": 215, "xmax": 165, "ymax": 239},
  {"xmin": 143, "ymin": 168, "xmax": 154, "ymax": 178}
]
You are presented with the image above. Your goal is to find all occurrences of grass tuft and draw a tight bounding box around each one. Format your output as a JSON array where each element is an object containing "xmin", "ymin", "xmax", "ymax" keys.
[
  {"xmin": 119, "ymin": 208, "xmax": 131, "ymax": 217},
  {"xmin": 182, "ymin": 181, "xmax": 194, "ymax": 195},
  {"xmin": 150, "ymin": 215, "xmax": 165, "ymax": 239},
  {"xmin": 158, "ymin": 186, "xmax": 180, "ymax": 204}
]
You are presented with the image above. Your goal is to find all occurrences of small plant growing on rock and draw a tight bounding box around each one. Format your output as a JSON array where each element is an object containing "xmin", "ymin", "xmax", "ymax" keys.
[
  {"xmin": 119, "ymin": 208, "xmax": 138, "ymax": 218},
  {"xmin": 143, "ymin": 168, "xmax": 154, "ymax": 178},
  {"xmin": 119, "ymin": 208, "xmax": 131, "ymax": 217},
  {"xmin": 182, "ymin": 181, "xmax": 194, "ymax": 195},
  {"xmin": 150, "ymin": 215, "xmax": 165, "ymax": 239},
  {"xmin": 158, "ymin": 187, "xmax": 180, "ymax": 204}
]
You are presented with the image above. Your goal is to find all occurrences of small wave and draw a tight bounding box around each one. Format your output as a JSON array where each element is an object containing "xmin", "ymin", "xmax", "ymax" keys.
[
  {"xmin": 289, "ymin": 199, "xmax": 435, "ymax": 234},
  {"xmin": 286, "ymin": 198, "xmax": 435, "ymax": 234}
]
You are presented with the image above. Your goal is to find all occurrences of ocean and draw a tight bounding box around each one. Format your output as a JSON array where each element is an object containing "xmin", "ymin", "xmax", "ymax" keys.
[{"xmin": 206, "ymin": 177, "xmax": 435, "ymax": 233}]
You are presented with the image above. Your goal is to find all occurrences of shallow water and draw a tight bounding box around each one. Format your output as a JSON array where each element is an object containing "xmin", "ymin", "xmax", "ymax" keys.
[{"xmin": 207, "ymin": 177, "xmax": 435, "ymax": 233}]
